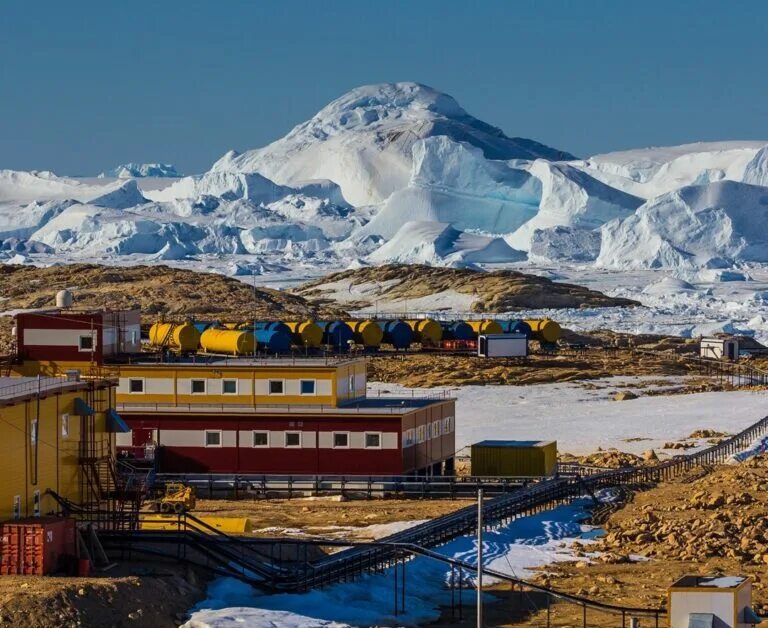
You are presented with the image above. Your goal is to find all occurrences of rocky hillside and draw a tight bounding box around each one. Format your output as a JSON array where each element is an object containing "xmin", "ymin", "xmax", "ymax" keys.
[
  {"xmin": 295, "ymin": 264, "xmax": 640, "ymax": 312},
  {"xmin": 0, "ymin": 264, "xmax": 345, "ymax": 354}
]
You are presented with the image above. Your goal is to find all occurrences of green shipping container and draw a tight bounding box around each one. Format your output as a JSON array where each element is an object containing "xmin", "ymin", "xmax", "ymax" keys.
[{"xmin": 470, "ymin": 440, "xmax": 557, "ymax": 477}]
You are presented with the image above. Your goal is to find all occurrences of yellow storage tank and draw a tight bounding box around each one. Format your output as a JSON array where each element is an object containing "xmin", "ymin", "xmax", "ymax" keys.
[
  {"xmin": 467, "ymin": 319, "xmax": 503, "ymax": 335},
  {"xmin": 148, "ymin": 322, "xmax": 201, "ymax": 352},
  {"xmin": 525, "ymin": 319, "xmax": 562, "ymax": 344},
  {"xmin": 286, "ymin": 320, "xmax": 323, "ymax": 348},
  {"xmin": 348, "ymin": 320, "xmax": 384, "ymax": 348},
  {"xmin": 405, "ymin": 319, "xmax": 443, "ymax": 345},
  {"xmin": 200, "ymin": 329, "xmax": 255, "ymax": 355},
  {"xmin": 471, "ymin": 440, "xmax": 557, "ymax": 477}
]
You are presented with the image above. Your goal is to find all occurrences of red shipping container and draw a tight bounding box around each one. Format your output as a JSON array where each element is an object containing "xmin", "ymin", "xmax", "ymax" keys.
[{"xmin": 0, "ymin": 518, "xmax": 76, "ymax": 576}]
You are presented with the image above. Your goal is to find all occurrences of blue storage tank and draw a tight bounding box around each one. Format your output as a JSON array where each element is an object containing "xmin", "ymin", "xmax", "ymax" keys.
[
  {"xmin": 378, "ymin": 320, "xmax": 414, "ymax": 350},
  {"xmin": 500, "ymin": 319, "xmax": 532, "ymax": 338},
  {"xmin": 252, "ymin": 329, "xmax": 292, "ymax": 354},
  {"xmin": 192, "ymin": 321, "xmax": 220, "ymax": 334},
  {"xmin": 441, "ymin": 321, "xmax": 474, "ymax": 341},
  {"xmin": 317, "ymin": 321, "xmax": 354, "ymax": 350},
  {"xmin": 251, "ymin": 321, "xmax": 292, "ymax": 336}
]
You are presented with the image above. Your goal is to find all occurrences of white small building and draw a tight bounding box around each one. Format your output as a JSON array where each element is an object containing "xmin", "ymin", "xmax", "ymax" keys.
[
  {"xmin": 668, "ymin": 575, "xmax": 761, "ymax": 628},
  {"xmin": 700, "ymin": 336, "xmax": 739, "ymax": 360},
  {"xmin": 478, "ymin": 333, "xmax": 528, "ymax": 358}
]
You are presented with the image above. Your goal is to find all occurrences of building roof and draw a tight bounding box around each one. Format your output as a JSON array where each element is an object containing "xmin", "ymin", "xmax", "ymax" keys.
[
  {"xmin": 121, "ymin": 356, "xmax": 364, "ymax": 369},
  {"xmin": 671, "ymin": 575, "xmax": 747, "ymax": 590},
  {"xmin": 117, "ymin": 394, "xmax": 454, "ymax": 416},
  {"xmin": 0, "ymin": 376, "xmax": 92, "ymax": 403},
  {"xmin": 472, "ymin": 440, "xmax": 555, "ymax": 448}
]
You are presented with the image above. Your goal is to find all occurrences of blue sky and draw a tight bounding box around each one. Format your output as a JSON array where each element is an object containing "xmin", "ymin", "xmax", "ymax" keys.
[{"xmin": 1, "ymin": 0, "xmax": 766, "ymax": 175}]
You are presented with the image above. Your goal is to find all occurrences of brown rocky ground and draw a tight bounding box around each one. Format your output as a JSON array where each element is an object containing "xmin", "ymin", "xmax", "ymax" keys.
[
  {"xmin": 0, "ymin": 263, "xmax": 346, "ymax": 354},
  {"xmin": 523, "ymin": 456, "xmax": 768, "ymax": 622},
  {"xmin": 368, "ymin": 346, "xmax": 709, "ymax": 389},
  {"xmin": 295, "ymin": 264, "xmax": 640, "ymax": 312},
  {"xmin": 0, "ymin": 561, "xmax": 207, "ymax": 628},
  {"xmin": 192, "ymin": 496, "xmax": 472, "ymax": 539}
]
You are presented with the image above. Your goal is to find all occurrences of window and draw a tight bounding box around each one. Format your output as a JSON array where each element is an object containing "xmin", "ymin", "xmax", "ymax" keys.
[
  {"xmin": 432, "ymin": 421, "xmax": 441, "ymax": 438},
  {"xmin": 12, "ymin": 496, "xmax": 20, "ymax": 520},
  {"xmin": 78, "ymin": 334, "xmax": 94, "ymax": 351},
  {"xmin": 252, "ymin": 431, "xmax": 269, "ymax": 448},
  {"xmin": 128, "ymin": 378, "xmax": 144, "ymax": 394},
  {"xmin": 33, "ymin": 491, "xmax": 40, "ymax": 517},
  {"xmin": 426, "ymin": 423, "xmax": 431, "ymax": 440},
  {"xmin": 403, "ymin": 429, "xmax": 415, "ymax": 448},
  {"xmin": 443, "ymin": 417, "xmax": 451, "ymax": 434},
  {"xmin": 269, "ymin": 380, "xmax": 284, "ymax": 395},
  {"xmin": 222, "ymin": 379, "xmax": 238, "ymax": 395},
  {"xmin": 348, "ymin": 375, "xmax": 355, "ymax": 392},
  {"xmin": 417, "ymin": 426, "xmax": 425, "ymax": 444},
  {"xmin": 300, "ymin": 380, "xmax": 316, "ymax": 395},
  {"xmin": 191, "ymin": 379, "xmax": 206, "ymax": 394},
  {"xmin": 365, "ymin": 432, "xmax": 381, "ymax": 449},
  {"xmin": 30, "ymin": 419, "xmax": 38, "ymax": 446},
  {"xmin": 333, "ymin": 432, "xmax": 349, "ymax": 448},
  {"xmin": 285, "ymin": 431, "xmax": 301, "ymax": 448},
  {"xmin": 61, "ymin": 414, "xmax": 69, "ymax": 439},
  {"xmin": 205, "ymin": 430, "xmax": 222, "ymax": 447}
]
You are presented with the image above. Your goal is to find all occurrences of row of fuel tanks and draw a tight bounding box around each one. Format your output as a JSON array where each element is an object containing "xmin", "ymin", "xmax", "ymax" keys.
[{"xmin": 147, "ymin": 318, "xmax": 562, "ymax": 356}]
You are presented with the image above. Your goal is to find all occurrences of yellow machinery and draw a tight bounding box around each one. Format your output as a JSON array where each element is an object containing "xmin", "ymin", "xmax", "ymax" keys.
[
  {"xmin": 467, "ymin": 319, "xmax": 503, "ymax": 335},
  {"xmin": 286, "ymin": 320, "xmax": 323, "ymax": 348},
  {"xmin": 151, "ymin": 482, "xmax": 196, "ymax": 514},
  {"xmin": 405, "ymin": 319, "xmax": 443, "ymax": 345},
  {"xmin": 525, "ymin": 319, "xmax": 562, "ymax": 344},
  {"xmin": 148, "ymin": 322, "xmax": 201, "ymax": 352},
  {"xmin": 200, "ymin": 328, "xmax": 255, "ymax": 355},
  {"xmin": 348, "ymin": 320, "xmax": 384, "ymax": 348}
]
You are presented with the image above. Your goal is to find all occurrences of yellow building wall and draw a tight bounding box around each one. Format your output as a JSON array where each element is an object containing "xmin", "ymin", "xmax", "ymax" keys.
[
  {"xmin": 115, "ymin": 363, "xmax": 366, "ymax": 407},
  {"xmin": 0, "ymin": 386, "xmax": 113, "ymax": 520}
]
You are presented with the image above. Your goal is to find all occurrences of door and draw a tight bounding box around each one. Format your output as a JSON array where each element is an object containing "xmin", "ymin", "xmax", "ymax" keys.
[
  {"xmin": 727, "ymin": 342, "xmax": 736, "ymax": 360},
  {"xmin": 131, "ymin": 428, "xmax": 155, "ymax": 447}
]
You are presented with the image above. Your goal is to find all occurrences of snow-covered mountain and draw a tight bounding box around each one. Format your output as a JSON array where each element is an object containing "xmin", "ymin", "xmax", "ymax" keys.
[
  {"xmin": 212, "ymin": 82, "xmax": 575, "ymax": 207},
  {"xmin": 2, "ymin": 82, "xmax": 768, "ymax": 273},
  {"xmin": 98, "ymin": 163, "xmax": 181, "ymax": 178}
]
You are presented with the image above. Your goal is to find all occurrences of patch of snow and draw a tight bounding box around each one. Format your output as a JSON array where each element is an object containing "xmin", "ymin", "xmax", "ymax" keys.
[{"xmin": 185, "ymin": 500, "xmax": 595, "ymax": 627}]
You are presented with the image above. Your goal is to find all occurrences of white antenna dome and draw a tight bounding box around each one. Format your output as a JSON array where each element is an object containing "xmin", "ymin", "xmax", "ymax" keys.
[{"xmin": 55, "ymin": 289, "xmax": 74, "ymax": 308}]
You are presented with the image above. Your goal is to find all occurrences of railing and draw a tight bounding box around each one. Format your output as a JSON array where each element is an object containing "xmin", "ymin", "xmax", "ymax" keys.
[
  {"xmin": 0, "ymin": 375, "xmax": 84, "ymax": 400},
  {"xmin": 152, "ymin": 473, "xmax": 547, "ymax": 499}
]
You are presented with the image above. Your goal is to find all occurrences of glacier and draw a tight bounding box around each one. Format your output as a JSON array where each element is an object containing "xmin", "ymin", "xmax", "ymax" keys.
[{"xmin": 2, "ymin": 82, "xmax": 768, "ymax": 277}]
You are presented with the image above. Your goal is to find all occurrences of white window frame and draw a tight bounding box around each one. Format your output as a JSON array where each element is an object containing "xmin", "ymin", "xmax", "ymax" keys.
[
  {"xmin": 284, "ymin": 431, "xmax": 302, "ymax": 448},
  {"xmin": 33, "ymin": 490, "xmax": 41, "ymax": 517},
  {"xmin": 403, "ymin": 428, "xmax": 414, "ymax": 448},
  {"xmin": 61, "ymin": 413, "xmax": 69, "ymax": 439},
  {"xmin": 78, "ymin": 333, "xmax": 96, "ymax": 352},
  {"xmin": 191, "ymin": 379, "xmax": 207, "ymax": 395},
  {"xmin": 432, "ymin": 420, "xmax": 441, "ymax": 438},
  {"xmin": 332, "ymin": 432, "xmax": 350, "ymax": 449},
  {"xmin": 204, "ymin": 430, "xmax": 223, "ymax": 447},
  {"xmin": 348, "ymin": 374, "xmax": 355, "ymax": 392},
  {"xmin": 299, "ymin": 379, "xmax": 316, "ymax": 396},
  {"xmin": 426, "ymin": 423, "xmax": 432, "ymax": 440},
  {"xmin": 417, "ymin": 425, "xmax": 425, "ymax": 444},
  {"xmin": 30, "ymin": 419, "xmax": 38, "ymax": 446},
  {"xmin": 222, "ymin": 379, "xmax": 239, "ymax": 395},
  {"xmin": 128, "ymin": 378, "xmax": 145, "ymax": 394},
  {"xmin": 268, "ymin": 379, "xmax": 285, "ymax": 396},
  {"xmin": 364, "ymin": 432, "xmax": 382, "ymax": 449},
  {"xmin": 252, "ymin": 430, "xmax": 269, "ymax": 448}
]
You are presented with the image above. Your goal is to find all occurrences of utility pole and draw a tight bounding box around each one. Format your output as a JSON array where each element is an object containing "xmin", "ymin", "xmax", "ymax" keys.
[{"xmin": 477, "ymin": 487, "xmax": 483, "ymax": 628}]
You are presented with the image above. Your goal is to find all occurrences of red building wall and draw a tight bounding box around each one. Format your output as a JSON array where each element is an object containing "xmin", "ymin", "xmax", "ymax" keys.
[{"xmin": 121, "ymin": 400, "xmax": 456, "ymax": 476}]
